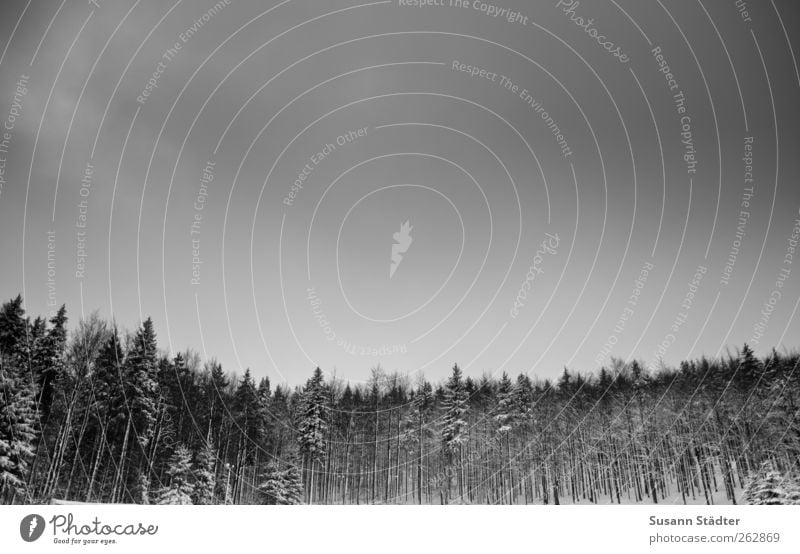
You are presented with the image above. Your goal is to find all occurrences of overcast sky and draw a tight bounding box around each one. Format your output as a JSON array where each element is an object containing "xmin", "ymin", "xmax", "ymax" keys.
[{"xmin": 0, "ymin": 0, "xmax": 798, "ymax": 385}]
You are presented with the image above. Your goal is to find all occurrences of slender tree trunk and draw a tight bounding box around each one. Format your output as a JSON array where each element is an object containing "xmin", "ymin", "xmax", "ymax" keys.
[{"xmin": 417, "ymin": 411, "xmax": 423, "ymax": 505}]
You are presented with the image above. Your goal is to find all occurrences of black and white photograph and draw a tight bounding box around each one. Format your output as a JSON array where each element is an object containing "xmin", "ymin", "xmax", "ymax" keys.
[{"xmin": 0, "ymin": 0, "xmax": 799, "ymax": 551}]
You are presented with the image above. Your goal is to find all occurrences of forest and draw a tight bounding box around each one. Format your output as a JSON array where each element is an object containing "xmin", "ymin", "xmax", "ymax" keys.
[{"xmin": 1, "ymin": 294, "xmax": 799, "ymax": 505}]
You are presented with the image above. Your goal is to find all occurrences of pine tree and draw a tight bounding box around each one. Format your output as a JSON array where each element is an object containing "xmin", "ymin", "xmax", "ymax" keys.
[
  {"xmin": 738, "ymin": 343, "xmax": 762, "ymax": 386},
  {"xmin": 297, "ymin": 367, "xmax": 328, "ymax": 503},
  {"xmin": 193, "ymin": 436, "xmax": 217, "ymax": 504},
  {"xmin": 442, "ymin": 364, "xmax": 468, "ymax": 451},
  {"xmin": 30, "ymin": 305, "xmax": 74, "ymax": 502},
  {"xmin": 441, "ymin": 364, "xmax": 468, "ymax": 502},
  {"xmin": 512, "ymin": 373, "xmax": 534, "ymax": 421},
  {"xmin": 257, "ymin": 377, "xmax": 272, "ymax": 452},
  {"xmin": 257, "ymin": 377, "xmax": 271, "ymax": 403},
  {"xmin": 492, "ymin": 372, "xmax": 516, "ymax": 503},
  {"xmin": 784, "ymin": 474, "xmax": 800, "ymax": 505},
  {"xmin": 0, "ymin": 296, "xmax": 37, "ymax": 502},
  {"xmin": 32, "ymin": 305, "xmax": 68, "ymax": 420},
  {"xmin": 0, "ymin": 295, "xmax": 29, "ymax": 365},
  {"xmin": 0, "ymin": 362, "xmax": 37, "ymax": 501},
  {"xmin": 494, "ymin": 372, "xmax": 515, "ymax": 434},
  {"xmin": 125, "ymin": 318, "xmax": 160, "ymax": 446},
  {"xmin": 259, "ymin": 460, "xmax": 303, "ymax": 505},
  {"xmin": 123, "ymin": 318, "xmax": 161, "ymax": 502},
  {"xmin": 269, "ymin": 385, "xmax": 291, "ymax": 460},
  {"xmin": 157, "ymin": 445, "xmax": 194, "ymax": 505},
  {"xmin": 157, "ymin": 353, "xmax": 186, "ymax": 429},
  {"xmin": 743, "ymin": 460, "xmax": 800, "ymax": 505},
  {"xmin": 298, "ymin": 368, "xmax": 328, "ymax": 457},
  {"xmin": 233, "ymin": 369, "xmax": 262, "ymax": 464},
  {"xmin": 744, "ymin": 461, "xmax": 780, "ymax": 505},
  {"xmin": 6, "ymin": 289, "xmax": 800, "ymax": 507}
]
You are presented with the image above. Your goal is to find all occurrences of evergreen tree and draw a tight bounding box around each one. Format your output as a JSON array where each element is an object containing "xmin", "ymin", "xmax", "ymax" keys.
[
  {"xmin": 233, "ymin": 369, "xmax": 262, "ymax": 465},
  {"xmin": 297, "ymin": 368, "xmax": 328, "ymax": 461},
  {"xmin": 0, "ymin": 361, "xmax": 37, "ymax": 501},
  {"xmin": 92, "ymin": 328, "xmax": 126, "ymax": 434},
  {"xmin": 494, "ymin": 372, "xmax": 515, "ymax": 434},
  {"xmin": 441, "ymin": 364, "xmax": 468, "ymax": 502},
  {"xmin": 158, "ymin": 352, "xmax": 198, "ymax": 443},
  {"xmin": 512, "ymin": 374, "xmax": 534, "ymax": 421},
  {"xmin": 257, "ymin": 377, "xmax": 271, "ymax": 403},
  {"xmin": 193, "ymin": 435, "xmax": 217, "ymax": 504},
  {"xmin": 744, "ymin": 460, "xmax": 788, "ymax": 505},
  {"xmin": 123, "ymin": 318, "xmax": 161, "ymax": 502},
  {"xmin": 157, "ymin": 445, "xmax": 194, "ymax": 505},
  {"xmin": 125, "ymin": 318, "xmax": 160, "ymax": 446},
  {"xmin": 442, "ymin": 364, "xmax": 468, "ymax": 451},
  {"xmin": 32, "ymin": 305, "xmax": 68, "ymax": 420},
  {"xmin": 493, "ymin": 372, "xmax": 517, "ymax": 504},
  {"xmin": 738, "ymin": 343, "xmax": 762, "ymax": 387},
  {"xmin": 259, "ymin": 460, "xmax": 303, "ymax": 505},
  {"xmin": 0, "ymin": 295, "xmax": 29, "ymax": 366},
  {"xmin": 4, "ymin": 290, "xmax": 800, "ymax": 507},
  {"xmin": 297, "ymin": 367, "xmax": 328, "ymax": 503},
  {"xmin": 269, "ymin": 385, "xmax": 292, "ymax": 460},
  {"xmin": 0, "ymin": 296, "xmax": 37, "ymax": 502}
]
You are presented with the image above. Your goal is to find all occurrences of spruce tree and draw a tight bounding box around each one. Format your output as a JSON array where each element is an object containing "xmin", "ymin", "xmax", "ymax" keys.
[
  {"xmin": 738, "ymin": 343, "xmax": 761, "ymax": 387},
  {"xmin": 744, "ymin": 460, "xmax": 793, "ymax": 505},
  {"xmin": 297, "ymin": 367, "xmax": 328, "ymax": 502},
  {"xmin": 193, "ymin": 435, "xmax": 217, "ymax": 504},
  {"xmin": 203, "ymin": 359, "xmax": 229, "ymax": 442},
  {"xmin": 441, "ymin": 364, "xmax": 468, "ymax": 502},
  {"xmin": 783, "ymin": 475, "xmax": 800, "ymax": 505},
  {"xmin": 123, "ymin": 318, "xmax": 161, "ymax": 502},
  {"xmin": 92, "ymin": 328, "xmax": 126, "ymax": 437},
  {"xmin": 493, "ymin": 373, "xmax": 516, "ymax": 503},
  {"xmin": 442, "ymin": 364, "xmax": 468, "ymax": 450},
  {"xmin": 269, "ymin": 385, "xmax": 291, "ymax": 460},
  {"xmin": 0, "ymin": 295, "xmax": 29, "ymax": 364},
  {"xmin": 0, "ymin": 296, "xmax": 37, "ymax": 502},
  {"xmin": 298, "ymin": 368, "xmax": 328, "ymax": 457},
  {"xmin": 512, "ymin": 374, "xmax": 534, "ymax": 421},
  {"xmin": 157, "ymin": 445, "xmax": 194, "ymax": 505},
  {"xmin": 233, "ymin": 369, "xmax": 262, "ymax": 466},
  {"xmin": 260, "ymin": 460, "xmax": 303, "ymax": 505},
  {"xmin": 33, "ymin": 305, "xmax": 68, "ymax": 420},
  {"xmin": 0, "ymin": 362, "xmax": 37, "ymax": 501},
  {"xmin": 125, "ymin": 318, "xmax": 160, "ymax": 446},
  {"xmin": 494, "ymin": 372, "xmax": 515, "ymax": 434}
]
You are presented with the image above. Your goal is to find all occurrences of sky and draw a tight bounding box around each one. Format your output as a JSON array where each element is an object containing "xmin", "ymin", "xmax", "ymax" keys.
[{"xmin": 0, "ymin": 0, "xmax": 798, "ymax": 386}]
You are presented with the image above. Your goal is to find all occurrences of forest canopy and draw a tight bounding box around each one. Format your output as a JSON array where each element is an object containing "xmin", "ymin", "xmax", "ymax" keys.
[{"xmin": 1, "ymin": 294, "xmax": 799, "ymax": 505}]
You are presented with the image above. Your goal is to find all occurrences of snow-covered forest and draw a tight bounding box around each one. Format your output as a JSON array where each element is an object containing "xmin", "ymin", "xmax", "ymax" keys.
[{"xmin": 1, "ymin": 294, "xmax": 799, "ymax": 505}]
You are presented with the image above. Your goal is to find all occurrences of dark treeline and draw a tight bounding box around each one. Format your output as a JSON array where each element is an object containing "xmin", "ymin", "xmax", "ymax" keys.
[{"xmin": 1, "ymin": 294, "xmax": 800, "ymax": 505}]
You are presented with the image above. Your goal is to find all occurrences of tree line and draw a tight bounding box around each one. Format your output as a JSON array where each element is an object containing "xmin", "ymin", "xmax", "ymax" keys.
[{"xmin": 1, "ymin": 294, "xmax": 799, "ymax": 505}]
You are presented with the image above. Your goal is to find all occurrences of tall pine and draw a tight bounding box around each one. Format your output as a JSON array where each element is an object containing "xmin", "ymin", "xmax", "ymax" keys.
[
  {"xmin": 297, "ymin": 367, "xmax": 328, "ymax": 503},
  {"xmin": 0, "ymin": 296, "xmax": 37, "ymax": 502},
  {"xmin": 441, "ymin": 364, "xmax": 468, "ymax": 503},
  {"xmin": 123, "ymin": 318, "xmax": 161, "ymax": 502}
]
